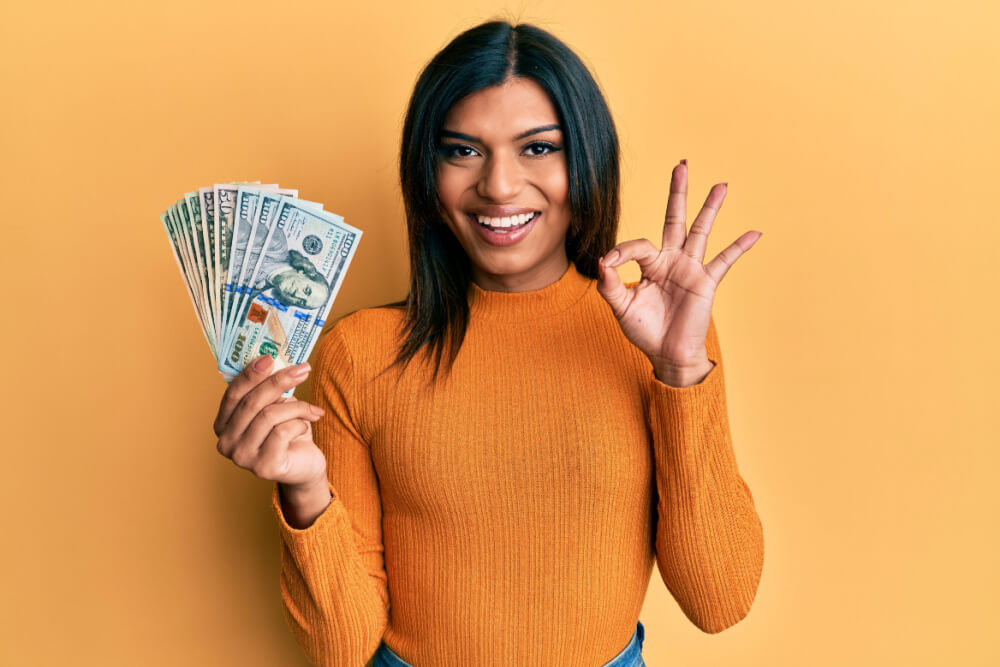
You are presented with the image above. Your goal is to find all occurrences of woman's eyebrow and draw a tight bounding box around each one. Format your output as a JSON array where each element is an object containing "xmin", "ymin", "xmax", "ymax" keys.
[{"xmin": 439, "ymin": 124, "xmax": 562, "ymax": 143}]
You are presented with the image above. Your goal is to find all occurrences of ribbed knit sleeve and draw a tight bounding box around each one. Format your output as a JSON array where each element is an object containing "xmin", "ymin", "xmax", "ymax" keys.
[
  {"xmin": 648, "ymin": 314, "xmax": 764, "ymax": 633},
  {"xmin": 269, "ymin": 323, "xmax": 389, "ymax": 666}
]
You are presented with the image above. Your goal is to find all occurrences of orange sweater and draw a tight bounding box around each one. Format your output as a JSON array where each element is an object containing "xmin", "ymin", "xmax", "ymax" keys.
[{"xmin": 270, "ymin": 262, "xmax": 764, "ymax": 666}]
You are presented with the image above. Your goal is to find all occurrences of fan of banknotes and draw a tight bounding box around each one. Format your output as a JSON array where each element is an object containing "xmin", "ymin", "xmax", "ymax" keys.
[{"xmin": 160, "ymin": 182, "xmax": 362, "ymax": 386}]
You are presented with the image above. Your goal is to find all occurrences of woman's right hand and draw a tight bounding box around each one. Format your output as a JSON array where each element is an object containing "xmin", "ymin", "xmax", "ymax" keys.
[{"xmin": 213, "ymin": 354, "xmax": 328, "ymax": 493}]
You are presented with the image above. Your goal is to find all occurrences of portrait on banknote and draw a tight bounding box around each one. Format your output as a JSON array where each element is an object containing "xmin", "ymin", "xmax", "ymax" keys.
[{"xmin": 233, "ymin": 223, "xmax": 332, "ymax": 313}]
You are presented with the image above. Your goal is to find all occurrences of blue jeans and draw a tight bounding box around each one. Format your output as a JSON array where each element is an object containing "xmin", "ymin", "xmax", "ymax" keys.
[{"xmin": 372, "ymin": 620, "xmax": 646, "ymax": 666}]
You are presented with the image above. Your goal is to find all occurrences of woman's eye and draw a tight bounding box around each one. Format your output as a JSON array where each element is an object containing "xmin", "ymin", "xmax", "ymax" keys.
[
  {"xmin": 440, "ymin": 144, "xmax": 477, "ymax": 158},
  {"xmin": 524, "ymin": 142, "xmax": 559, "ymax": 157}
]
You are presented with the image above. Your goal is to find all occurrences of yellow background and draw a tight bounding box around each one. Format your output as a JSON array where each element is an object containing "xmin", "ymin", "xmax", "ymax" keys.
[{"xmin": 2, "ymin": 0, "xmax": 997, "ymax": 664}]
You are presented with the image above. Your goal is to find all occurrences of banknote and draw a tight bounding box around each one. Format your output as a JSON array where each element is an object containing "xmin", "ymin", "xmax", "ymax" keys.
[
  {"xmin": 221, "ymin": 189, "xmax": 325, "ymax": 353},
  {"xmin": 168, "ymin": 200, "xmax": 214, "ymax": 348},
  {"xmin": 174, "ymin": 198, "xmax": 217, "ymax": 346},
  {"xmin": 161, "ymin": 210, "xmax": 216, "ymax": 356},
  {"xmin": 218, "ymin": 197, "xmax": 361, "ymax": 377},
  {"xmin": 213, "ymin": 183, "xmax": 239, "ymax": 337},
  {"xmin": 214, "ymin": 181, "xmax": 273, "ymax": 347},
  {"xmin": 222, "ymin": 186, "xmax": 266, "ymax": 349},
  {"xmin": 185, "ymin": 191, "xmax": 216, "ymax": 339},
  {"xmin": 160, "ymin": 182, "xmax": 359, "ymax": 393},
  {"xmin": 197, "ymin": 187, "xmax": 220, "ymax": 343}
]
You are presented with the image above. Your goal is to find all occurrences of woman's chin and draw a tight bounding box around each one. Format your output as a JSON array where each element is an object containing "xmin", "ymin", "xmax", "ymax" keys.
[{"xmin": 470, "ymin": 256, "xmax": 529, "ymax": 280}]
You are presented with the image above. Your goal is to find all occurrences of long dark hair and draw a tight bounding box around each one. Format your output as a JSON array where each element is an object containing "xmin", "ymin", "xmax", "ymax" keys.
[{"xmin": 381, "ymin": 20, "xmax": 621, "ymax": 383}]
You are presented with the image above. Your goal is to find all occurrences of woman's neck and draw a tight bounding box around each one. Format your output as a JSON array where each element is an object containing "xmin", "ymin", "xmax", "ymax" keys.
[{"xmin": 469, "ymin": 254, "xmax": 570, "ymax": 293}]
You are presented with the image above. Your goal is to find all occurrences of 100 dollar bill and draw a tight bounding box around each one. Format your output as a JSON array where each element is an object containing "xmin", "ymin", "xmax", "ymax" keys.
[
  {"xmin": 221, "ymin": 189, "xmax": 324, "ymax": 354},
  {"xmin": 218, "ymin": 198, "xmax": 361, "ymax": 376}
]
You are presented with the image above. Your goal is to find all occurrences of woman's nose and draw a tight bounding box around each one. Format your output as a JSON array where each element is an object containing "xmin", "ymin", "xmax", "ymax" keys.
[{"xmin": 476, "ymin": 152, "xmax": 523, "ymax": 202}]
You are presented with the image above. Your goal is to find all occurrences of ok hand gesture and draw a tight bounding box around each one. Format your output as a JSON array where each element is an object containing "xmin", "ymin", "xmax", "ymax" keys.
[{"xmin": 596, "ymin": 160, "xmax": 762, "ymax": 387}]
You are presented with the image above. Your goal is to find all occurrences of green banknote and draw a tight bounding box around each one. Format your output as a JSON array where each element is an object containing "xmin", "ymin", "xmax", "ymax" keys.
[
  {"xmin": 218, "ymin": 197, "xmax": 361, "ymax": 377},
  {"xmin": 221, "ymin": 189, "xmax": 325, "ymax": 354},
  {"xmin": 169, "ymin": 200, "xmax": 215, "ymax": 349},
  {"xmin": 160, "ymin": 182, "xmax": 360, "ymax": 393}
]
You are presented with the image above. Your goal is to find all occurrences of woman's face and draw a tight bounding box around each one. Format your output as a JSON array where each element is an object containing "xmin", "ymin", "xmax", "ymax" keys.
[{"xmin": 436, "ymin": 76, "xmax": 572, "ymax": 292}]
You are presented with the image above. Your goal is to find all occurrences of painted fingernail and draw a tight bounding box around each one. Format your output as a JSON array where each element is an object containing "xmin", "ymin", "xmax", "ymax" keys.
[{"xmin": 254, "ymin": 355, "xmax": 272, "ymax": 372}]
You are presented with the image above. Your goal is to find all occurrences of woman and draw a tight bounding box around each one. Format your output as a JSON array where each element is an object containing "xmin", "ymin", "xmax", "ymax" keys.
[{"xmin": 213, "ymin": 20, "xmax": 764, "ymax": 667}]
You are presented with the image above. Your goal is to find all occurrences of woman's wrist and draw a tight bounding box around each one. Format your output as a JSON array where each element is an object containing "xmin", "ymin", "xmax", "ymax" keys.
[
  {"xmin": 278, "ymin": 477, "xmax": 333, "ymax": 529},
  {"xmin": 652, "ymin": 358, "xmax": 716, "ymax": 388}
]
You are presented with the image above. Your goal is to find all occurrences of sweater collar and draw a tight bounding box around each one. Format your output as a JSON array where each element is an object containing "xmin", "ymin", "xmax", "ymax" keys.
[{"xmin": 467, "ymin": 262, "xmax": 594, "ymax": 321}]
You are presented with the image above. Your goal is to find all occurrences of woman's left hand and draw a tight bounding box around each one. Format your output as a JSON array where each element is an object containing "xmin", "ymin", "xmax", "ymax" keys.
[{"xmin": 596, "ymin": 159, "xmax": 761, "ymax": 387}]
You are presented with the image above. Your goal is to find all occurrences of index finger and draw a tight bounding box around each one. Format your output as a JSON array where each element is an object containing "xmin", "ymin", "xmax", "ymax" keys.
[
  {"xmin": 222, "ymin": 360, "xmax": 313, "ymax": 440},
  {"xmin": 214, "ymin": 355, "xmax": 281, "ymax": 436},
  {"xmin": 662, "ymin": 159, "xmax": 688, "ymax": 251}
]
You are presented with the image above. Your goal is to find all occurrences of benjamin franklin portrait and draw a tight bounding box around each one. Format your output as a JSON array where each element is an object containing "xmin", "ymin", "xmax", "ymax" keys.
[{"xmin": 235, "ymin": 224, "xmax": 331, "ymax": 314}]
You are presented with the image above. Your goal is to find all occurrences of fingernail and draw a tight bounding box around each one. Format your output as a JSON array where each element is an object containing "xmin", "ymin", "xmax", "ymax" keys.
[
  {"xmin": 311, "ymin": 405, "xmax": 325, "ymax": 416},
  {"xmin": 722, "ymin": 182, "xmax": 728, "ymax": 187},
  {"xmin": 605, "ymin": 250, "xmax": 620, "ymax": 265},
  {"xmin": 680, "ymin": 159, "xmax": 687, "ymax": 165},
  {"xmin": 253, "ymin": 355, "xmax": 272, "ymax": 372},
  {"xmin": 289, "ymin": 362, "xmax": 311, "ymax": 377}
]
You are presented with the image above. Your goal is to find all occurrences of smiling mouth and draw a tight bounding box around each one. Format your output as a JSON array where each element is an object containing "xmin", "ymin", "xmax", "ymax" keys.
[{"xmin": 467, "ymin": 211, "xmax": 539, "ymax": 234}]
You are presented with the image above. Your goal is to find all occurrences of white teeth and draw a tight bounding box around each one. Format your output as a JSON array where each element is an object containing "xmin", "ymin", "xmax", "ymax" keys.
[{"xmin": 476, "ymin": 212, "xmax": 536, "ymax": 228}]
